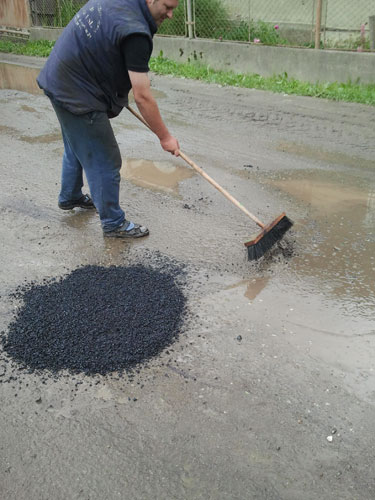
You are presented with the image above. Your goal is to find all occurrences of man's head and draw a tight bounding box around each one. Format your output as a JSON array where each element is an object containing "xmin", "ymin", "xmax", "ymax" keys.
[{"xmin": 146, "ymin": 0, "xmax": 179, "ymax": 27}]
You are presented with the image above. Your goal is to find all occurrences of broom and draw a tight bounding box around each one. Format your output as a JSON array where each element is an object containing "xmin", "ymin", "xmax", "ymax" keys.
[{"xmin": 127, "ymin": 106, "xmax": 293, "ymax": 261}]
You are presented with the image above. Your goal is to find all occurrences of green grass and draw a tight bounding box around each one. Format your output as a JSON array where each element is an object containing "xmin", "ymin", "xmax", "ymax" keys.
[
  {"xmin": 1, "ymin": 40, "xmax": 374, "ymax": 106},
  {"xmin": 0, "ymin": 39, "xmax": 55, "ymax": 57},
  {"xmin": 150, "ymin": 52, "xmax": 375, "ymax": 106}
]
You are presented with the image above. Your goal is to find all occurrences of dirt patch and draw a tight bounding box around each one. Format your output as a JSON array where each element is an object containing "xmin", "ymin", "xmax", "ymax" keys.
[
  {"xmin": 20, "ymin": 105, "xmax": 38, "ymax": 113},
  {"xmin": 0, "ymin": 124, "xmax": 18, "ymax": 135},
  {"xmin": 19, "ymin": 132, "xmax": 61, "ymax": 144}
]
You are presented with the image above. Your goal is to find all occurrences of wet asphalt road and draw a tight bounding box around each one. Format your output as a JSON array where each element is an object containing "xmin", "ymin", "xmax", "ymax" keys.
[{"xmin": 0, "ymin": 55, "xmax": 375, "ymax": 500}]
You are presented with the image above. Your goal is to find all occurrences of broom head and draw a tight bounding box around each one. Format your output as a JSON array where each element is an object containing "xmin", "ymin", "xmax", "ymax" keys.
[{"xmin": 245, "ymin": 212, "xmax": 293, "ymax": 261}]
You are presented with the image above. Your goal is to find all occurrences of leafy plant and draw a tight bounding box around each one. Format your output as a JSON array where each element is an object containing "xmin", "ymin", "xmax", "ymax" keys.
[{"xmin": 250, "ymin": 20, "xmax": 286, "ymax": 45}]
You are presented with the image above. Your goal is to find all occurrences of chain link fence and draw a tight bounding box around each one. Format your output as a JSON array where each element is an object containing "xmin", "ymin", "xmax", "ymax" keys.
[
  {"xmin": 29, "ymin": 0, "xmax": 374, "ymax": 51},
  {"xmin": 159, "ymin": 0, "xmax": 317, "ymax": 45},
  {"xmin": 324, "ymin": 0, "xmax": 373, "ymax": 49},
  {"xmin": 29, "ymin": 0, "xmax": 84, "ymax": 27}
]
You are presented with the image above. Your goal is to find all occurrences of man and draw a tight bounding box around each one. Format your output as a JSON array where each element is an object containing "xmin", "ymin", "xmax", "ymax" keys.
[{"xmin": 37, "ymin": 0, "xmax": 180, "ymax": 238}]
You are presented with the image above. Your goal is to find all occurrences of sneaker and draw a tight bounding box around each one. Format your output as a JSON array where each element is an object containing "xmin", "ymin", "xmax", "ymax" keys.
[
  {"xmin": 58, "ymin": 194, "xmax": 95, "ymax": 210},
  {"xmin": 104, "ymin": 220, "xmax": 149, "ymax": 238}
]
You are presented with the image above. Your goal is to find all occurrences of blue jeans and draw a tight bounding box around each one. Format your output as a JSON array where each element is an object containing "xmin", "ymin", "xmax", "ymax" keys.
[{"xmin": 51, "ymin": 100, "xmax": 125, "ymax": 232}]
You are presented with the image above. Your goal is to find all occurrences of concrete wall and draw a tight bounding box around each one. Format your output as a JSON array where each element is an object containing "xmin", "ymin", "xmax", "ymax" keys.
[
  {"xmin": 0, "ymin": 53, "xmax": 44, "ymax": 93},
  {"xmin": 0, "ymin": 61, "xmax": 41, "ymax": 94},
  {"xmin": 0, "ymin": 0, "xmax": 30, "ymax": 28},
  {"xmin": 29, "ymin": 26, "xmax": 64, "ymax": 41},
  {"xmin": 153, "ymin": 36, "xmax": 375, "ymax": 84},
  {"xmin": 223, "ymin": 0, "xmax": 314, "ymax": 25}
]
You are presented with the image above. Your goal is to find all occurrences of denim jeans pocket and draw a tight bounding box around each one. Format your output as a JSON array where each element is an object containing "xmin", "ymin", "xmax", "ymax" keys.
[{"xmin": 87, "ymin": 111, "xmax": 99, "ymax": 125}]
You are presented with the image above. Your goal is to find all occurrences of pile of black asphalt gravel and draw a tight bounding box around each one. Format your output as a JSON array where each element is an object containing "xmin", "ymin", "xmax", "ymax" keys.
[{"xmin": 1, "ymin": 262, "xmax": 188, "ymax": 376}]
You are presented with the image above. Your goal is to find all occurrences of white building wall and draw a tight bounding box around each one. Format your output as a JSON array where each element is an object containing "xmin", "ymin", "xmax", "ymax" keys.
[{"xmin": 221, "ymin": 0, "xmax": 374, "ymax": 31}]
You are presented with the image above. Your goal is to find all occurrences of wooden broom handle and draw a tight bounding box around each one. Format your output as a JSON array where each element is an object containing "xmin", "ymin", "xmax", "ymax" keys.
[{"xmin": 126, "ymin": 106, "xmax": 265, "ymax": 229}]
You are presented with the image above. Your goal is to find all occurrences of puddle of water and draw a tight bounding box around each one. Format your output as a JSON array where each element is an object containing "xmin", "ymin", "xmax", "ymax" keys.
[
  {"xmin": 20, "ymin": 132, "xmax": 61, "ymax": 144},
  {"xmin": 0, "ymin": 63, "xmax": 42, "ymax": 95},
  {"xmin": 0, "ymin": 124, "xmax": 61, "ymax": 144},
  {"xmin": 277, "ymin": 141, "xmax": 375, "ymax": 170},
  {"xmin": 60, "ymin": 210, "xmax": 98, "ymax": 230},
  {"xmin": 273, "ymin": 178, "xmax": 368, "ymax": 217},
  {"xmin": 270, "ymin": 170, "xmax": 375, "ymax": 317},
  {"xmin": 121, "ymin": 158, "xmax": 195, "ymax": 195},
  {"xmin": 226, "ymin": 277, "xmax": 270, "ymax": 301}
]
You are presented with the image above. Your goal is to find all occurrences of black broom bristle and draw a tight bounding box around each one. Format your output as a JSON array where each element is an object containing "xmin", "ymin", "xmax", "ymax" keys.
[{"xmin": 247, "ymin": 215, "xmax": 293, "ymax": 261}]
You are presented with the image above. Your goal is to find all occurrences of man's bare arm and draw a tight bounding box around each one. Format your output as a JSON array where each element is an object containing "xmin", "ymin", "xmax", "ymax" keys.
[{"xmin": 128, "ymin": 71, "xmax": 179, "ymax": 156}]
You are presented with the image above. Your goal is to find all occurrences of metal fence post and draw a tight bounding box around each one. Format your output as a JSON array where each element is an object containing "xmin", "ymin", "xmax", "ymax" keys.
[
  {"xmin": 315, "ymin": 0, "xmax": 323, "ymax": 49},
  {"xmin": 370, "ymin": 15, "xmax": 375, "ymax": 51},
  {"xmin": 186, "ymin": 0, "xmax": 194, "ymax": 39},
  {"xmin": 56, "ymin": 0, "xmax": 62, "ymax": 27}
]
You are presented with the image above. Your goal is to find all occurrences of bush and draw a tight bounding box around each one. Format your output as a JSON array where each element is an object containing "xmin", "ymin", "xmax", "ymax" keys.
[{"xmin": 250, "ymin": 20, "xmax": 285, "ymax": 45}]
